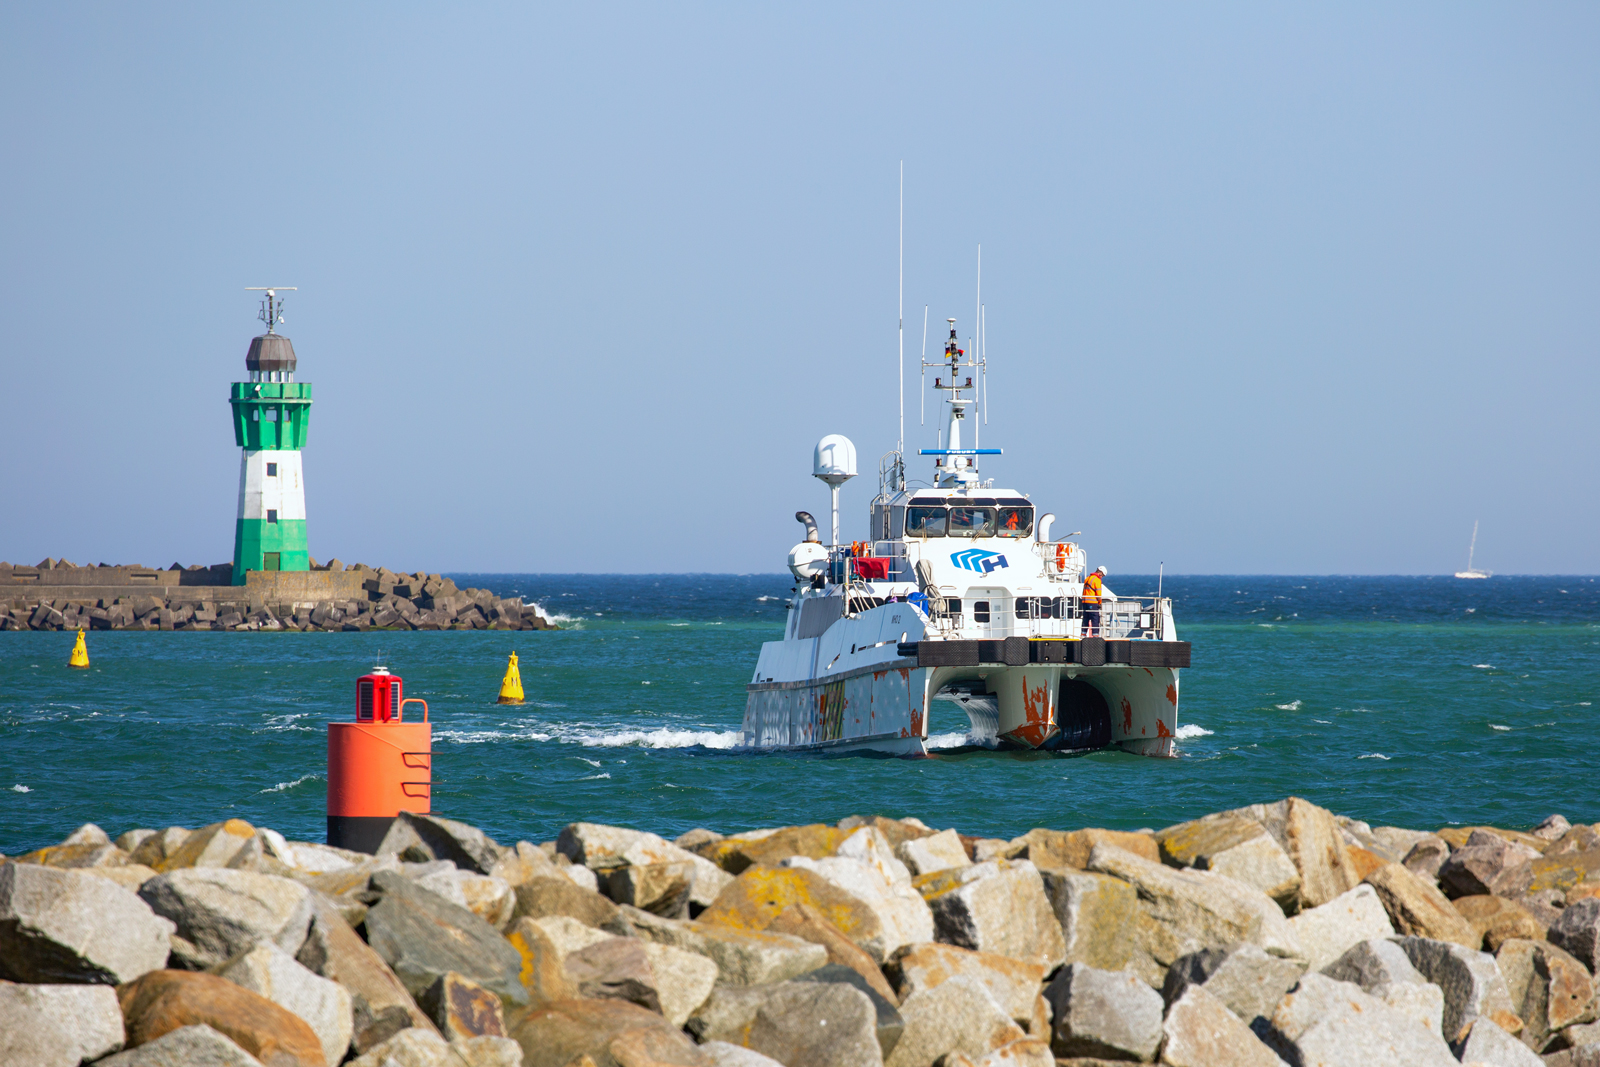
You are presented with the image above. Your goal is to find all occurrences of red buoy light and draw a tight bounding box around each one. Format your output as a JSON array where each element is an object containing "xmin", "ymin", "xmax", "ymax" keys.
[{"xmin": 327, "ymin": 666, "xmax": 432, "ymax": 853}]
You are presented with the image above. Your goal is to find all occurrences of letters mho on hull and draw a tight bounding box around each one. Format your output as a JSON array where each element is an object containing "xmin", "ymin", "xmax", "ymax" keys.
[{"xmin": 741, "ymin": 317, "xmax": 1191, "ymax": 758}]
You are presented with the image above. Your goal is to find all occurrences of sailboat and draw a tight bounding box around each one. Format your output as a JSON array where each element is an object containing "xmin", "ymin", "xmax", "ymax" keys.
[{"xmin": 1455, "ymin": 520, "xmax": 1491, "ymax": 579}]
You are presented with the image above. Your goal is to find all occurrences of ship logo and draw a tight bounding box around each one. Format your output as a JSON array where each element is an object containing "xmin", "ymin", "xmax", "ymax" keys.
[{"xmin": 951, "ymin": 549, "xmax": 1009, "ymax": 573}]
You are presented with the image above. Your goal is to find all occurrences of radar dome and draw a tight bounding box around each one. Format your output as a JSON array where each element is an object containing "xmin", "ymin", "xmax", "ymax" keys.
[{"xmin": 813, "ymin": 434, "xmax": 857, "ymax": 486}]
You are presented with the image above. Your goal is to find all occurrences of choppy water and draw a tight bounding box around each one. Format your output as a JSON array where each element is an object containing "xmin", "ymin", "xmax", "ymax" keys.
[{"xmin": 2, "ymin": 575, "xmax": 1597, "ymax": 855}]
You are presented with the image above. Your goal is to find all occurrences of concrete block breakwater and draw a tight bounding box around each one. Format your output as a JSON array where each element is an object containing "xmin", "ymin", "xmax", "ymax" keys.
[
  {"xmin": 0, "ymin": 558, "xmax": 554, "ymax": 632},
  {"xmin": 3, "ymin": 799, "xmax": 1600, "ymax": 1066}
]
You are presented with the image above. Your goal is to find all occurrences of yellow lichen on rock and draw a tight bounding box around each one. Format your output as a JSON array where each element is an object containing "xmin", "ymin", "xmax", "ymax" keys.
[{"xmin": 699, "ymin": 863, "xmax": 882, "ymax": 946}]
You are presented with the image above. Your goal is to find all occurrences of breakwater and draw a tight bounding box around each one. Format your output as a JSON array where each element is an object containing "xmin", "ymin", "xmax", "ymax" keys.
[
  {"xmin": 2, "ymin": 800, "xmax": 1598, "ymax": 1066},
  {"xmin": 0, "ymin": 560, "xmax": 554, "ymax": 632}
]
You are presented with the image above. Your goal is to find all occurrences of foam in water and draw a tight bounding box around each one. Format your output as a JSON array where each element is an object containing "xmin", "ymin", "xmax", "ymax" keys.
[
  {"xmin": 578, "ymin": 772, "xmax": 612, "ymax": 780},
  {"xmin": 261, "ymin": 773, "xmax": 320, "ymax": 794},
  {"xmin": 1489, "ymin": 724, "xmax": 1511, "ymax": 731},
  {"xmin": 1473, "ymin": 663, "xmax": 1493, "ymax": 669},
  {"xmin": 1175, "ymin": 723, "xmax": 1213, "ymax": 739},
  {"xmin": 1358, "ymin": 753, "xmax": 1391, "ymax": 760},
  {"xmin": 1275, "ymin": 700, "xmax": 1303, "ymax": 711},
  {"xmin": 10, "ymin": 784, "xmax": 29, "ymax": 793}
]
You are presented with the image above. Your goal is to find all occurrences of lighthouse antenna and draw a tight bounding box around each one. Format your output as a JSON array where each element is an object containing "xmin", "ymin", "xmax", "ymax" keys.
[{"xmin": 246, "ymin": 287, "xmax": 298, "ymax": 335}]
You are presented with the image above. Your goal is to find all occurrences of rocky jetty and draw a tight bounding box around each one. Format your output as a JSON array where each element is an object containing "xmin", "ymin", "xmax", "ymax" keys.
[
  {"xmin": 0, "ymin": 558, "xmax": 553, "ymax": 632},
  {"xmin": 3, "ymin": 800, "xmax": 1599, "ymax": 1066}
]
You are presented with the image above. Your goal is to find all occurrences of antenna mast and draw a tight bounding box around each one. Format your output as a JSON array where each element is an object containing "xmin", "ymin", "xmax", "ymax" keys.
[
  {"xmin": 898, "ymin": 162, "xmax": 904, "ymax": 467},
  {"xmin": 246, "ymin": 287, "xmax": 297, "ymax": 335}
]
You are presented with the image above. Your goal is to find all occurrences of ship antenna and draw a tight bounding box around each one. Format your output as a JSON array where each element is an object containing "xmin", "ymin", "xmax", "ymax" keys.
[
  {"xmin": 919, "ymin": 305, "xmax": 929, "ymax": 426},
  {"xmin": 246, "ymin": 287, "xmax": 297, "ymax": 335},
  {"xmin": 973, "ymin": 247, "xmax": 981, "ymax": 451},
  {"xmin": 898, "ymin": 161, "xmax": 904, "ymax": 465}
]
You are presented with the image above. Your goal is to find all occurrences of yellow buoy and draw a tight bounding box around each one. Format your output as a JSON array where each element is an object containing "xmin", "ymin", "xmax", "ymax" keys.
[
  {"xmin": 497, "ymin": 650, "xmax": 524, "ymax": 704},
  {"xmin": 68, "ymin": 628, "xmax": 90, "ymax": 669}
]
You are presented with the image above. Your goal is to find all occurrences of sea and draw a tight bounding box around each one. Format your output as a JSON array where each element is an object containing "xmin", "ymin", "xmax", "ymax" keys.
[{"xmin": 2, "ymin": 575, "xmax": 1597, "ymax": 855}]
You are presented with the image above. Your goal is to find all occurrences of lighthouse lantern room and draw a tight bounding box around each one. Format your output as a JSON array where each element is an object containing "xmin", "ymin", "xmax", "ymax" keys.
[{"xmin": 231, "ymin": 288, "xmax": 313, "ymax": 584}]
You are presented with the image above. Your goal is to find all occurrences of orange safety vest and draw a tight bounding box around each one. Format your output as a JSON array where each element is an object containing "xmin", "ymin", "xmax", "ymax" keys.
[{"xmin": 1082, "ymin": 572, "xmax": 1103, "ymax": 605}]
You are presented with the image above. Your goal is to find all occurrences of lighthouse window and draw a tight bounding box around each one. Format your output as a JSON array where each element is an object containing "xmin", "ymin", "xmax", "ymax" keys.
[
  {"xmin": 995, "ymin": 506, "xmax": 1033, "ymax": 538},
  {"xmin": 266, "ymin": 463, "xmax": 278, "ymax": 477},
  {"xmin": 905, "ymin": 506, "xmax": 948, "ymax": 538},
  {"xmin": 947, "ymin": 507, "xmax": 997, "ymax": 538},
  {"xmin": 267, "ymin": 510, "xmax": 278, "ymax": 524}
]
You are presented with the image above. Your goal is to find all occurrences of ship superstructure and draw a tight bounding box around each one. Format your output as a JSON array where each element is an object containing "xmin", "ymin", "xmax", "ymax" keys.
[{"xmin": 740, "ymin": 319, "xmax": 1190, "ymax": 757}]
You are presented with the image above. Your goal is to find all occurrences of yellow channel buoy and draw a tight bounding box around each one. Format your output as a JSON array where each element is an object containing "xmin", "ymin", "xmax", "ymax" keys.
[
  {"xmin": 497, "ymin": 651, "xmax": 524, "ymax": 704},
  {"xmin": 68, "ymin": 628, "xmax": 90, "ymax": 669}
]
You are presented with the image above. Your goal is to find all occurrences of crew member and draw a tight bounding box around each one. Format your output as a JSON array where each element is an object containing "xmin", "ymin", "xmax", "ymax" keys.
[{"xmin": 1082, "ymin": 565, "xmax": 1109, "ymax": 636}]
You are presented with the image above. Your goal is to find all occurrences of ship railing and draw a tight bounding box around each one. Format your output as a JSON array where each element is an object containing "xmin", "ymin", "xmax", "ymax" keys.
[
  {"xmin": 1036, "ymin": 540, "xmax": 1087, "ymax": 581},
  {"xmin": 996, "ymin": 595, "xmax": 1170, "ymax": 640}
]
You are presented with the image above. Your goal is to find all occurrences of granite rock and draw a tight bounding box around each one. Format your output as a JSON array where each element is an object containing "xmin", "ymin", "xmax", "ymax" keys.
[
  {"xmin": 1454, "ymin": 1016, "xmax": 1543, "ymax": 1067},
  {"xmin": 0, "ymin": 981, "xmax": 126, "ymax": 1067},
  {"xmin": 509, "ymin": 997, "xmax": 708, "ymax": 1067},
  {"xmin": 1041, "ymin": 868, "xmax": 1165, "ymax": 987},
  {"xmin": 0, "ymin": 862, "xmax": 174, "ymax": 984},
  {"xmin": 510, "ymin": 877, "xmax": 620, "ymax": 929},
  {"xmin": 767, "ymin": 901, "xmax": 900, "ymax": 1004},
  {"xmin": 502, "ymin": 917, "xmax": 580, "ymax": 1009},
  {"xmin": 1363, "ymin": 861, "xmax": 1483, "ymax": 947},
  {"xmin": 1159, "ymin": 984, "xmax": 1287, "ymax": 1067},
  {"xmin": 215, "ymin": 940, "xmax": 353, "ymax": 1067},
  {"xmin": 917, "ymin": 859, "xmax": 1066, "ymax": 971},
  {"xmin": 1550, "ymin": 898, "xmax": 1600, "ymax": 973},
  {"xmin": 1044, "ymin": 963, "xmax": 1164, "ymax": 1062},
  {"xmin": 1155, "ymin": 815, "xmax": 1301, "ymax": 910},
  {"xmin": 1285, "ymin": 883, "xmax": 1395, "ymax": 971},
  {"xmin": 365, "ymin": 869, "xmax": 528, "ymax": 1007},
  {"xmin": 887, "ymin": 941, "xmax": 1045, "ymax": 1028},
  {"xmin": 611, "ymin": 905, "xmax": 828, "ymax": 986},
  {"xmin": 887, "ymin": 974, "xmax": 1028, "ymax": 1067},
  {"xmin": 896, "ymin": 829, "xmax": 972, "ymax": 877},
  {"xmin": 95, "ymin": 1024, "xmax": 263, "ymax": 1067},
  {"xmin": 138, "ymin": 867, "xmax": 312, "ymax": 969},
  {"xmin": 116, "ymin": 969, "xmax": 326, "ymax": 1067},
  {"xmin": 1396, "ymin": 935, "xmax": 1522, "ymax": 1044},
  {"xmin": 418, "ymin": 971, "xmax": 506, "ymax": 1040},
  {"xmin": 1264, "ymin": 972, "xmax": 1457, "ymax": 1066},
  {"xmin": 1161, "ymin": 942, "xmax": 1306, "ymax": 1028},
  {"xmin": 295, "ymin": 896, "xmax": 438, "ymax": 1052}
]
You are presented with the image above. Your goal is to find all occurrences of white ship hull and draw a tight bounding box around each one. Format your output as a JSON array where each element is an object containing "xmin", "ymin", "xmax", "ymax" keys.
[{"xmin": 740, "ymin": 598, "xmax": 1185, "ymax": 758}]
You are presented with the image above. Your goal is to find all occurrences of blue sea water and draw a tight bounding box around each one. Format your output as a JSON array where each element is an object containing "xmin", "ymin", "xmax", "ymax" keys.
[{"xmin": 2, "ymin": 574, "xmax": 1597, "ymax": 855}]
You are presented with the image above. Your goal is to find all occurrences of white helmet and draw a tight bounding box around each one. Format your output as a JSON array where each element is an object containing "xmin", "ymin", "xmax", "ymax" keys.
[{"xmin": 1095, "ymin": 566, "xmax": 1108, "ymax": 576}]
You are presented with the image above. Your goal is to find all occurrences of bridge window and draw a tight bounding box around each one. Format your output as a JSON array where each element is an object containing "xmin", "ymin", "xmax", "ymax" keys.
[
  {"xmin": 906, "ymin": 506, "xmax": 947, "ymax": 538},
  {"xmin": 973, "ymin": 601, "xmax": 991, "ymax": 623},
  {"xmin": 996, "ymin": 506, "xmax": 1033, "ymax": 538},
  {"xmin": 948, "ymin": 507, "xmax": 996, "ymax": 538}
]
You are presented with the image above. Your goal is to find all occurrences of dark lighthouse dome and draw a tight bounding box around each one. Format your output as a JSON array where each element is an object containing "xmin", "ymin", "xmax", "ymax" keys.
[{"xmin": 246, "ymin": 333, "xmax": 297, "ymax": 374}]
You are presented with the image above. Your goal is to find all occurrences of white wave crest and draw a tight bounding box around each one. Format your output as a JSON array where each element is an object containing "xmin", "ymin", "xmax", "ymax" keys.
[
  {"xmin": 926, "ymin": 731, "xmax": 997, "ymax": 750},
  {"xmin": 575, "ymin": 727, "xmax": 740, "ymax": 749},
  {"xmin": 261, "ymin": 774, "xmax": 320, "ymax": 794},
  {"xmin": 1489, "ymin": 724, "xmax": 1511, "ymax": 731},
  {"xmin": 11, "ymin": 784, "xmax": 30, "ymax": 793},
  {"xmin": 1473, "ymin": 664, "xmax": 1493, "ymax": 669},
  {"xmin": 578, "ymin": 772, "xmax": 612, "ymax": 780},
  {"xmin": 1358, "ymin": 753, "xmax": 1391, "ymax": 760},
  {"xmin": 1275, "ymin": 700, "xmax": 1303, "ymax": 711},
  {"xmin": 1175, "ymin": 724, "xmax": 1213, "ymax": 739}
]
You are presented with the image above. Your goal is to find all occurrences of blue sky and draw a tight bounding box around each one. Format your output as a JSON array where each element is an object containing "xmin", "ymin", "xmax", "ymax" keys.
[{"xmin": 2, "ymin": 4, "xmax": 1595, "ymax": 574}]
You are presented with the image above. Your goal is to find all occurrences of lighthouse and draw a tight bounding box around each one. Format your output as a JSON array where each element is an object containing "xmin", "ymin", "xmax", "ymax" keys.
[{"xmin": 230, "ymin": 288, "xmax": 313, "ymax": 584}]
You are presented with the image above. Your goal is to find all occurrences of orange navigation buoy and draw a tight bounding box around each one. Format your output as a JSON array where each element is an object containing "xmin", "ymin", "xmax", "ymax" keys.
[{"xmin": 327, "ymin": 666, "xmax": 431, "ymax": 853}]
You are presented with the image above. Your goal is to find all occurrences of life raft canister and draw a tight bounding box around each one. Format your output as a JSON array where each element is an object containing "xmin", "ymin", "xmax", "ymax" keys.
[{"xmin": 326, "ymin": 667, "xmax": 431, "ymax": 854}]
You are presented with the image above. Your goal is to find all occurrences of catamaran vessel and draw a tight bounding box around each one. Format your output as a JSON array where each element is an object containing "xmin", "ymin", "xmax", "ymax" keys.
[{"xmin": 739, "ymin": 319, "xmax": 1190, "ymax": 757}]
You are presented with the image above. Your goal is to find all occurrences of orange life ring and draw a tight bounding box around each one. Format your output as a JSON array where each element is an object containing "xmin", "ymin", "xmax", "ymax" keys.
[{"xmin": 1055, "ymin": 543, "xmax": 1068, "ymax": 571}]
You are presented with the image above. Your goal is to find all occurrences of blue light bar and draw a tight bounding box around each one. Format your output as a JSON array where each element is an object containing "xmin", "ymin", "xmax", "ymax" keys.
[{"xmin": 918, "ymin": 448, "xmax": 1002, "ymax": 456}]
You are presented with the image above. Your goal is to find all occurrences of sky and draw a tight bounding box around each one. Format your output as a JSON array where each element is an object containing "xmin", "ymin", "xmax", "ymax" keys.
[{"xmin": 1, "ymin": 4, "xmax": 1596, "ymax": 575}]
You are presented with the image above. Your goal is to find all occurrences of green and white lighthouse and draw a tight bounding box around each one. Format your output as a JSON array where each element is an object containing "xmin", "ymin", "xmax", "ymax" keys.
[{"xmin": 230, "ymin": 288, "xmax": 313, "ymax": 584}]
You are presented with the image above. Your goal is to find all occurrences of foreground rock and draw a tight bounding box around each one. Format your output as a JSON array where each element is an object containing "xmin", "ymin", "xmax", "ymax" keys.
[
  {"xmin": 364, "ymin": 870, "xmax": 528, "ymax": 1007},
  {"xmin": 116, "ymin": 970, "xmax": 325, "ymax": 1067},
  {"xmin": 1264, "ymin": 973, "xmax": 1458, "ymax": 1067},
  {"xmin": 558, "ymin": 823, "xmax": 734, "ymax": 909},
  {"xmin": 0, "ymin": 862, "xmax": 174, "ymax": 984},
  {"xmin": 1086, "ymin": 844, "xmax": 1301, "ymax": 969},
  {"xmin": 1160, "ymin": 984, "xmax": 1287, "ymax": 1067},
  {"xmin": 886, "ymin": 974, "xmax": 1026, "ymax": 1067},
  {"xmin": 1396, "ymin": 935, "xmax": 1521, "ymax": 1043},
  {"xmin": 215, "ymin": 941, "xmax": 354, "ymax": 1067},
  {"xmin": 887, "ymin": 941, "xmax": 1045, "ymax": 1030},
  {"xmin": 615, "ymin": 906, "xmax": 828, "ymax": 986},
  {"xmin": 138, "ymin": 867, "xmax": 312, "ymax": 969},
  {"xmin": 767, "ymin": 902, "xmax": 900, "ymax": 1004},
  {"xmin": 1362, "ymin": 861, "xmax": 1483, "ymax": 948},
  {"xmin": 1320, "ymin": 937, "xmax": 1446, "ymax": 1036},
  {"xmin": 295, "ymin": 896, "xmax": 439, "ymax": 1052},
  {"xmin": 691, "ymin": 979, "xmax": 884, "ymax": 1067},
  {"xmin": 1155, "ymin": 814, "xmax": 1302, "ymax": 910},
  {"xmin": 1495, "ymin": 937, "xmax": 1597, "ymax": 1050},
  {"xmin": 917, "ymin": 860, "xmax": 1066, "ymax": 971},
  {"xmin": 0, "ymin": 982, "xmax": 126, "ymax": 1067},
  {"xmin": 510, "ymin": 997, "xmax": 707, "ymax": 1067},
  {"xmin": 97, "ymin": 1024, "xmax": 262, "ymax": 1067},
  {"xmin": 1044, "ymin": 963, "xmax": 1163, "ymax": 1062},
  {"xmin": 1161, "ymin": 942, "xmax": 1305, "ymax": 1028},
  {"xmin": 1284, "ymin": 883, "xmax": 1395, "ymax": 971}
]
